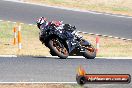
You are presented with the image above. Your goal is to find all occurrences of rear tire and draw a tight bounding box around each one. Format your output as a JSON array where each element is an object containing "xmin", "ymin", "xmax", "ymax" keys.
[
  {"xmin": 48, "ymin": 38, "xmax": 69, "ymax": 59},
  {"xmin": 50, "ymin": 51, "xmax": 57, "ymax": 56},
  {"xmin": 83, "ymin": 45, "xmax": 96, "ymax": 59}
]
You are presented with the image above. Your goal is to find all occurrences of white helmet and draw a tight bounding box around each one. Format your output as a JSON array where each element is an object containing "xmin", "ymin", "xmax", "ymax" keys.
[{"xmin": 37, "ymin": 17, "xmax": 47, "ymax": 25}]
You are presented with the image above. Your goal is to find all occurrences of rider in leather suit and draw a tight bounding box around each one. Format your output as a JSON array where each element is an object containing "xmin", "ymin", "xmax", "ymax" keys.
[{"xmin": 36, "ymin": 17, "xmax": 75, "ymax": 41}]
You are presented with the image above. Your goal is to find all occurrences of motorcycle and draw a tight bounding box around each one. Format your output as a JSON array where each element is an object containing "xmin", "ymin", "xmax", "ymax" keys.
[{"xmin": 38, "ymin": 22, "xmax": 96, "ymax": 59}]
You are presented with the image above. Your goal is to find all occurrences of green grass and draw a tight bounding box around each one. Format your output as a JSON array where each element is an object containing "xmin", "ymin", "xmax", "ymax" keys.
[
  {"xmin": 0, "ymin": 21, "xmax": 50, "ymax": 56},
  {"xmin": 0, "ymin": 21, "xmax": 132, "ymax": 57},
  {"xmin": 112, "ymin": 7, "xmax": 130, "ymax": 12},
  {"xmin": 25, "ymin": 0, "xmax": 132, "ymax": 16},
  {"xmin": 0, "ymin": 84, "xmax": 82, "ymax": 88}
]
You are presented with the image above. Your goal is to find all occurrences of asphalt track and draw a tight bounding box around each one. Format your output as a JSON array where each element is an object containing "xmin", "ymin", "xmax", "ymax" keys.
[
  {"xmin": 0, "ymin": 56, "xmax": 132, "ymax": 88},
  {"xmin": 0, "ymin": 0, "xmax": 132, "ymax": 39},
  {"xmin": 0, "ymin": 1, "xmax": 132, "ymax": 88}
]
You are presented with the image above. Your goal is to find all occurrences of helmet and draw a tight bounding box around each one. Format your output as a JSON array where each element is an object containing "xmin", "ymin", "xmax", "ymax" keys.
[
  {"xmin": 36, "ymin": 17, "xmax": 47, "ymax": 29},
  {"xmin": 36, "ymin": 17, "xmax": 47, "ymax": 25}
]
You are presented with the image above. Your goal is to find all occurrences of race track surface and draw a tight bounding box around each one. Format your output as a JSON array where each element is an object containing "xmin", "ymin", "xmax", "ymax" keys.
[
  {"xmin": 0, "ymin": 0, "xmax": 132, "ymax": 39},
  {"xmin": 0, "ymin": 1, "xmax": 132, "ymax": 87},
  {"xmin": 0, "ymin": 57, "xmax": 131, "ymax": 82}
]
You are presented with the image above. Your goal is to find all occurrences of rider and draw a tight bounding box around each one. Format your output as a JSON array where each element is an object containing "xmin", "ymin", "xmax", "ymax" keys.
[
  {"xmin": 37, "ymin": 17, "xmax": 62, "ymax": 30},
  {"xmin": 36, "ymin": 17, "xmax": 76, "ymax": 41}
]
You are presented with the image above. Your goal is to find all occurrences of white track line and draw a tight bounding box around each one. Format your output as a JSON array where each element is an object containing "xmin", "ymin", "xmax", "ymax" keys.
[
  {"xmin": 0, "ymin": 55, "xmax": 131, "ymax": 59},
  {"xmin": 4, "ymin": 0, "xmax": 132, "ymax": 19},
  {"xmin": 78, "ymin": 31, "xmax": 132, "ymax": 41},
  {"xmin": 45, "ymin": 56, "xmax": 132, "ymax": 59},
  {"xmin": 0, "ymin": 82, "xmax": 76, "ymax": 84},
  {"xmin": 96, "ymin": 57, "xmax": 132, "ymax": 59},
  {"xmin": 0, "ymin": 55, "xmax": 17, "ymax": 57},
  {"xmin": 4, "ymin": 0, "xmax": 22, "ymax": 2}
]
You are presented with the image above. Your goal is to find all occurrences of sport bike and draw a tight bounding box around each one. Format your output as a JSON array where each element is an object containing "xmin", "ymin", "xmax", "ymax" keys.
[{"xmin": 38, "ymin": 23, "xmax": 96, "ymax": 59}]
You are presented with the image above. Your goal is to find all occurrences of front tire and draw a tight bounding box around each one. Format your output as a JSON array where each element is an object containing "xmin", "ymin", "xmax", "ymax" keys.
[
  {"xmin": 48, "ymin": 38, "xmax": 69, "ymax": 59},
  {"xmin": 83, "ymin": 45, "xmax": 96, "ymax": 59}
]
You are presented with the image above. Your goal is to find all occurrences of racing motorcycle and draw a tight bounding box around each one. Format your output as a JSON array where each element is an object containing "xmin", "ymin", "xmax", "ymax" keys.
[{"xmin": 38, "ymin": 22, "xmax": 96, "ymax": 59}]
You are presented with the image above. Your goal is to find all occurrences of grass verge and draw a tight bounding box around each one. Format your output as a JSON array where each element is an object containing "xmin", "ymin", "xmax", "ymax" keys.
[
  {"xmin": 0, "ymin": 84, "xmax": 81, "ymax": 88},
  {"xmin": 0, "ymin": 21, "xmax": 132, "ymax": 57},
  {"xmin": 24, "ymin": 0, "xmax": 132, "ymax": 16},
  {"xmin": 0, "ymin": 21, "xmax": 50, "ymax": 56}
]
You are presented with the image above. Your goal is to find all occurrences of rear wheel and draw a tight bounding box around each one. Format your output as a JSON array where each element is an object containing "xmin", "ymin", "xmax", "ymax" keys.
[
  {"xmin": 83, "ymin": 45, "xmax": 96, "ymax": 59},
  {"xmin": 48, "ymin": 38, "xmax": 69, "ymax": 59},
  {"xmin": 50, "ymin": 51, "xmax": 57, "ymax": 56}
]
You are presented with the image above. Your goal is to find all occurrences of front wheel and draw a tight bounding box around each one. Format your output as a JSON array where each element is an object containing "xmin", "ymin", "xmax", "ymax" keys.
[
  {"xmin": 48, "ymin": 38, "xmax": 69, "ymax": 59},
  {"xmin": 83, "ymin": 45, "xmax": 96, "ymax": 59}
]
